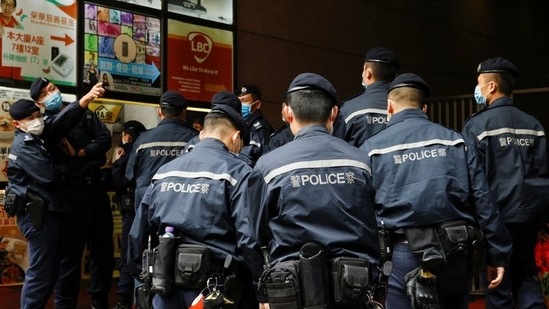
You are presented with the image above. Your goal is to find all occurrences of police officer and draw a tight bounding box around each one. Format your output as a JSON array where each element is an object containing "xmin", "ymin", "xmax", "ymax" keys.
[
  {"xmin": 125, "ymin": 91, "xmax": 198, "ymax": 212},
  {"xmin": 360, "ymin": 73, "xmax": 512, "ymax": 309},
  {"xmin": 265, "ymin": 101, "xmax": 294, "ymax": 152},
  {"xmin": 333, "ymin": 47, "xmax": 399, "ymax": 147},
  {"xmin": 235, "ymin": 84, "xmax": 274, "ymax": 163},
  {"xmin": 462, "ymin": 58, "xmax": 549, "ymax": 309},
  {"xmin": 8, "ymin": 93, "xmax": 101, "ymax": 308},
  {"xmin": 184, "ymin": 91, "xmax": 242, "ymax": 154},
  {"xmin": 128, "ymin": 92, "xmax": 263, "ymax": 309},
  {"xmin": 248, "ymin": 73, "xmax": 380, "ymax": 309},
  {"xmin": 29, "ymin": 77, "xmax": 114, "ymax": 309},
  {"xmin": 111, "ymin": 120, "xmax": 146, "ymax": 309}
]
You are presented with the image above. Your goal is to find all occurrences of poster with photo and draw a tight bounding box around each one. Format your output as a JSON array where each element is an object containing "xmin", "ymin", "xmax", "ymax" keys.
[
  {"xmin": 167, "ymin": 20, "xmax": 233, "ymax": 103},
  {"xmin": 0, "ymin": 190, "xmax": 27, "ymax": 287},
  {"xmin": 83, "ymin": 3, "xmax": 161, "ymax": 96},
  {"xmin": 0, "ymin": 0, "xmax": 78, "ymax": 85},
  {"xmin": 167, "ymin": 0, "xmax": 233, "ymax": 25}
]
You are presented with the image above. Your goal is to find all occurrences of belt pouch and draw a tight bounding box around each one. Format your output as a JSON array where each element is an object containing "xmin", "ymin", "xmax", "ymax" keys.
[
  {"xmin": 150, "ymin": 236, "xmax": 178, "ymax": 295},
  {"xmin": 331, "ymin": 257, "xmax": 369, "ymax": 306},
  {"xmin": 3, "ymin": 185, "xmax": 25, "ymax": 217},
  {"xmin": 438, "ymin": 221, "xmax": 469, "ymax": 258},
  {"xmin": 265, "ymin": 260, "xmax": 302, "ymax": 309},
  {"xmin": 175, "ymin": 244, "xmax": 211, "ymax": 289},
  {"xmin": 299, "ymin": 243, "xmax": 329, "ymax": 309},
  {"xmin": 135, "ymin": 281, "xmax": 153, "ymax": 309},
  {"xmin": 404, "ymin": 227, "xmax": 445, "ymax": 270}
]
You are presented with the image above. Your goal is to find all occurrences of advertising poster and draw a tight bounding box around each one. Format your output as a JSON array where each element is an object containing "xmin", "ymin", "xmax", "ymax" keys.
[
  {"xmin": 114, "ymin": 0, "xmax": 161, "ymax": 10},
  {"xmin": 0, "ymin": 190, "xmax": 27, "ymax": 286},
  {"xmin": 167, "ymin": 19, "xmax": 233, "ymax": 103},
  {"xmin": 0, "ymin": 0, "xmax": 77, "ymax": 86},
  {"xmin": 167, "ymin": 0, "xmax": 233, "ymax": 25},
  {"xmin": 83, "ymin": 3, "xmax": 161, "ymax": 96}
]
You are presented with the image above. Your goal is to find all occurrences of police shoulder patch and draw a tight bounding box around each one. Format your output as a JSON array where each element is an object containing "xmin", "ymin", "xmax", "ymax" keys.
[{"xmin": 23, "ymin": 134, "xmax": 34, "ymax": 142}]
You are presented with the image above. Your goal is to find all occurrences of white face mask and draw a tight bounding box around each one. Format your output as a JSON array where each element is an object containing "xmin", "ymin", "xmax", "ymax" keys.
[{"xmin": 22, "ymin": 117, "xmax": 44, "ymax": 136}]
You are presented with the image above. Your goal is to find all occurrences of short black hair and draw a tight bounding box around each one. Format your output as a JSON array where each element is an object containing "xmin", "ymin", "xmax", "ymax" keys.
[
  {"xmin": 365, "ymin": 62, "xmax": 398, "ymax": 81},
  {"xmin": 160, "ymin": 105, "xmax": 184, "ymax": 118},
  {"xmin": 286, "ymin": 89, "xmax": 333, "ymax": 124},
  {"xmin": 490, "ymin": 72, "xmax": 515, "ymax": 96}
]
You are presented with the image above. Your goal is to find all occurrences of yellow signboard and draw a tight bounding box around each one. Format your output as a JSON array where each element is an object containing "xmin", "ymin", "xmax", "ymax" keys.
[{"xmin": 89, "ymin": 102, "xmax": 122, "ymax": 123}]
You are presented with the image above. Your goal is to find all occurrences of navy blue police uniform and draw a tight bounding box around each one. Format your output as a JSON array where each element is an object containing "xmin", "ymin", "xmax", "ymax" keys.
[
  {"xmin": 49, "ymin": 108, "xmax": 113, "ymax": 309},
  {"xmin": 251, "ymin": 125, "xmax": 380, "ymax": 265},
  {"xmin": 332, "ymin": 81, "xmax": 391, "ymax": 147},
  {"xmin": 360, "ymin": 74, "xmax": 512, "ymax": 309},
  {"xmin": 129, "ymin": 104, "xmax": 263, "ymax": 309},
  {"xmin": 333, "ymin": 47, "xmax": 399, "ymax": 147},
  {"xmin": 27, "ymin": 77, "xmax": 114, "ymax": 309},
  {"xmin": 183, "ymin": 91, "xmax": 242, "ymax": 155},
  {"xmin": 248, "ymin": 73, "xmax": 380, "ymax": 309},
  {"xmin": 111, "ymin": 120, "xmax": 146, "ymax": 309},
  {"xmin": 125, "ymin": 92, "xmax": 198, "ymax": 211},
  {"xmin": 235, "ymin": 85, "xmax": 274, "ymax": 164},
  {"xmin": 265, "ymin": 123, "xmax": 293, "ymax": 152},
  {"xmin": 7, "ymin": 99, "xmax": 83, "ymax": 309},
  {"xmin": 462, "ymin": 57, "xmax": 549, "ymax": 309},
  {"xmin": 240, "ymin": 110, "xmax": 273, "ymax": 163}
]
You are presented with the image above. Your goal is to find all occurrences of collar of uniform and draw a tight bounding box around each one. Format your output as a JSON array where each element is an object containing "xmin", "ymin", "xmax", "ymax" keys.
[
  {"xmin": 194, "ymin": 137, "xmax": 229, "ymax": 152},
  {"xmin": 157, "ymin": 118, "xmax": 185, "ymax": 126},
  {"xmin": 365, "ymin": 80, "xmax": 391, "ymax": 94},
  {"xmin": 486, "ymin": 96, "xmax": 513, "ymax": 110},
  {"xmin": 246, "ymin": 109, "xmax": 263, "ymax": 126},
  {"xmin": 387, "ymin": 108, "xmax": 428, "ymax": 127},
  {"xmin": 294, "ymin": 124, "xmax": 329, "ymax": 139}
]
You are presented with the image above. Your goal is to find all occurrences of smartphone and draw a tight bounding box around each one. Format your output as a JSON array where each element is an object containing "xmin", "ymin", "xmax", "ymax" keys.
[
  {"xmin": 122, "ymin": 41, "xmax": 128, "ymax": 58},
  {"xmin": 51, "ymin": 47, "xmax": 59, "ymax": 61}
]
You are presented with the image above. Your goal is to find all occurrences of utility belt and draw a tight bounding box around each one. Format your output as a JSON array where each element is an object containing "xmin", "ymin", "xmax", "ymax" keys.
[
  {"xmin": 140, "ymin": 236, "xmax": 246, "ymax": 308},
  {"xmin": 399, "ymin": 220, "xmax": 483, "ymax": 271},
  {"xmin": 259, "ymin": 243, "xmax": 378, "ymax": 309},
  {"xmin": 3, "ymin": 185, "xmax": 44, "ymax": 229}
]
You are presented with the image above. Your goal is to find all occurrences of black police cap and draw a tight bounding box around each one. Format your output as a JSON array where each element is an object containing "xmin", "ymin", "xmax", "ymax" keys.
[
  {"xmin": 477, "ymin": 57, "xmax": 518, "ymax": 77},
  {"xmin": 29, "ymin": 77, "xmax": 50, "ymax": 101},
  {"xmin": 211, "ymin": 91, "xmax": 241, "ymax": 112},
  {"xmin": 160, "ymin": 91, "xmax": 188, "ymax": 108},
  {"xmin": 388, "ymin": 73, "xmax": 431, "ymax": 97},
  {"xmin": 286, "ymin": 72, "xmax": 339, "ymax": 106},
  {"xmin": 365, "ymin": 47, "xmax": 400, "ymax": 68},
  {"xmin": 209, "ymin": 104, "xmax": 250, "ymax": 145},
  {"xmin": 9, "ymin": 99, "xmax": 39, "ymax": 121},
  {"xmin": 122, "ymin": 120, "xmax": 146, "ymax": 133},
  {"xmin": 235, "ymin": 84, "xmax": 262, "ymax": 100}
]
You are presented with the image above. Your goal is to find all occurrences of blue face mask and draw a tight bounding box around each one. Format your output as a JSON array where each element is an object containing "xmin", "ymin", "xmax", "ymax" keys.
[
  {"xmin": 43, "ymin": 91, "xmax": 63, "ymax": 111},
  {"xmin": 241, "ymin": 101, "xmax": 258, "ymax": 120},
  {"xmin": 474, "ymin": 83, "xmax": 492, "ymax": 106}
]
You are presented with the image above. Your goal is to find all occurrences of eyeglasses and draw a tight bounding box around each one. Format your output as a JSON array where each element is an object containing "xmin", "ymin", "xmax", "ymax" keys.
[{"xmin": 1, "ymin": 2, "xmax": 15, "ymax": 9}]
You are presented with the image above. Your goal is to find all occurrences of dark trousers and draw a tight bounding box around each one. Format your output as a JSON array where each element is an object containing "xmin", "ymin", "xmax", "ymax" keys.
[
  {"xmin": 485, "ymin": 222, "xmax": 546, "ymax": 309},
  {"xmin": 54, "ymin": 183, "xmax": 114, "ymax": 308},
  {"xmin": 153, "ymin": 288, "xmax": 202, "ymax": 309},
  {"xmin": 18, "ymin": 210, "xmax": 68, "ymax": 309},
  {"xmin": 386, "ymin": 243, "xmax": 469, "ymax": 309},
  {"xmin": 116, "ymin": 211, "xmax": 135, "ymax": 298}
]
